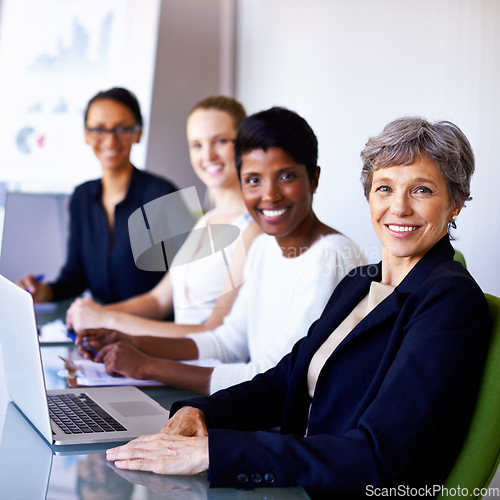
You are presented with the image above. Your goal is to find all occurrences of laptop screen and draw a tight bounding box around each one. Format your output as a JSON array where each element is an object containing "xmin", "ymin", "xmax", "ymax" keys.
[{"xmin": 0, "ymin": 274, "xmax": 53, "ymax": 442}]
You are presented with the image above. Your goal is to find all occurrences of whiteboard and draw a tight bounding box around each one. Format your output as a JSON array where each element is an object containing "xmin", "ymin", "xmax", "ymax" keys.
[{"xmin": 0, "ymin": 0, "xmax": 161, "ymax": 193}]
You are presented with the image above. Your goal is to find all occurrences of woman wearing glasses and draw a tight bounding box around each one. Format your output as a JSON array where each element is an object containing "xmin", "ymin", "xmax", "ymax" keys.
[{"xmin": 18, "ymin": 87, "xmax": 178, "ymax": 304}]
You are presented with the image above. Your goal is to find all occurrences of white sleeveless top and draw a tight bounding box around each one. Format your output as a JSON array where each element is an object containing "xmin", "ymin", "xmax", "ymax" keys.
[{"xmin": 170, "ymin": 211, "xmax": 254, "ymax": 325}]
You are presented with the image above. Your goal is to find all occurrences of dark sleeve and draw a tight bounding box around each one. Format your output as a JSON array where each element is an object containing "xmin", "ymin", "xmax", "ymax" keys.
[
  {"xmin": 199, "ymin": 275, "xmax": 490, "ymax": 491},
  {"xmin": 48, "ymin": 190, "xmax": 88, "ymax": 300}
]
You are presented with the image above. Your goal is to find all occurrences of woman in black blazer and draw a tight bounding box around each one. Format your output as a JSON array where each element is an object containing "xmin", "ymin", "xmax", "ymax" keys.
[{"xmin": 106, "ymin": 116, "xmax": 490, "ymax": 498}]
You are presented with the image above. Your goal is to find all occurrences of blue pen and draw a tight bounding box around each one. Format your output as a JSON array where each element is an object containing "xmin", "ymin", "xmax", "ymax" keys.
[{"xmin": 67, "ymin": 328, "xmax": 98, "ymax": 355}]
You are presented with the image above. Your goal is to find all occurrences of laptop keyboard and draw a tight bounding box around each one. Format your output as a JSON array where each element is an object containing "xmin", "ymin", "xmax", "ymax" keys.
[{"xmin": 48, "ymin": 393, "xmax": 127, "ymax": 434}]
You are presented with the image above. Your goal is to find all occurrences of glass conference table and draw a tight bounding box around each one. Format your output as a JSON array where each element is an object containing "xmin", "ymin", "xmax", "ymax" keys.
[{"xmin": 0, "ymin": 302, "xmax": 310, "ymax": 500}]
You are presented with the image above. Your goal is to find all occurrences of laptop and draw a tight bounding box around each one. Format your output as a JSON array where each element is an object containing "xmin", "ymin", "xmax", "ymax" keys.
[{"xmin": 0, "ymin": 273, "xmax": 170, "ymax": 446}]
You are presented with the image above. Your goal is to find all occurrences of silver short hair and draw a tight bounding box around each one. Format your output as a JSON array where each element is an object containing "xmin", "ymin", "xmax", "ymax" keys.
[{"xmin": 360, "ymin": 117, "xmax": 475, "ymax": 209}]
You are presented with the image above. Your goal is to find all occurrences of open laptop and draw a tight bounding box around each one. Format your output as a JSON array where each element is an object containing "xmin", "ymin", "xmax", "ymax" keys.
[{"xmin": 0, "ymin": 273, "xmax": 170, "ymax": 446}]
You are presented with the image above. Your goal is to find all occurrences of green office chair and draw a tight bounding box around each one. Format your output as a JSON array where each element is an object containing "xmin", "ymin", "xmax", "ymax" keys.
[
  {"xmin": 453, "ymin": 249, "xmax": 467, "ymax": 268},
  {"xmin": 438, "ymin": 293, "xmax": 500, "ymax": 499}
]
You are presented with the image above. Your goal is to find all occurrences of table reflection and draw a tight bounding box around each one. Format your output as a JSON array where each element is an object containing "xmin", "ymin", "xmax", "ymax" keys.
[
  {"xmin": 1, "ymin": 402, "xmax": 309, "ymax": 499},
  {"xmin": 76, "ymin": 454, "xmax": 134, "ymax": 500}
]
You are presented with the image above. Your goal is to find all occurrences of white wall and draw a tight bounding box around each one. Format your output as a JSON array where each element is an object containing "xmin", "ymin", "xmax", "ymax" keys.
[
  {"xmin": 147, "ymin": 0, "xmax": 236, "ymax": 201},
  {"xmin": 235, "ymin": 0, "xmax": 500, "ymax": 296}
]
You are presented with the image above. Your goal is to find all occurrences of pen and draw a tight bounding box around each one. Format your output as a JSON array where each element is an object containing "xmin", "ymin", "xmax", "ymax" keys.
[
  {"xmin": 67, "ymin": 328, "xmax": 98, "ymax": 355},
  {"xmin": 58, "ymin": 355, "xmax": 81, "ymax": 377}
]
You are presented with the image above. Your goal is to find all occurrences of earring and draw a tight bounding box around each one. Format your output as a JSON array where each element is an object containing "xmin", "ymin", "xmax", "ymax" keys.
[{"xmin": 450, "ymin": 215, "xmax": 457, "ymax": 229}]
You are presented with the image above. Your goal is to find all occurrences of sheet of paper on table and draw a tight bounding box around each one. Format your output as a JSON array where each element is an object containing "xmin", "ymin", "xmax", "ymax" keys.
[
  {"xmin": 70, "ymin": 358, "xmax": 221, "ymax": 387},
  {"xmin": 38, "ymin": 319, "xmax": 71, "ymax": 344},
  {"xmin": 75, "ymin": 359, "xmax": 165, "ymax": 387}
]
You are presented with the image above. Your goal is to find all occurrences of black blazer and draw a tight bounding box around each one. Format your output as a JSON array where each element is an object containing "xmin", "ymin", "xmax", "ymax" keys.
[{"xmin": 172, "ymin": 237, "xmax": 490, "ymax": 497}]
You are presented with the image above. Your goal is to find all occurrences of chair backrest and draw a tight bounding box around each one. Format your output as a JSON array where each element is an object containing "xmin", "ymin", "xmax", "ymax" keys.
[
  {"xmin": 0, "ymin": 191, "xmax": 69, "ymax": 283},
  {"xmin": 453, "ymin": 249, "xmax": 467, "ymax": 268},
  {"xmin": 438, "ymin": 293, "xmax": 500, "ymax": 499}
]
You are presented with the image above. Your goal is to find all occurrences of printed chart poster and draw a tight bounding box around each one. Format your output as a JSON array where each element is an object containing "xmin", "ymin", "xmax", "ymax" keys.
[{"xmin": 0, "ymin": 0, "xmax": 160, "ymax": 192}]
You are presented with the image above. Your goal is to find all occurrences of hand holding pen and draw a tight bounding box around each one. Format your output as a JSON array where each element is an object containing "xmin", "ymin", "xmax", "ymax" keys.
[
  {"xmin": 69, "ymin": 328, "xmax": 135, "ymax": 362},
  {"xmin": 16, "ymin": 273, "xmax": 54, "ymax": 303},
  {"xmin": 67, "ymin": 328, "xmax": 98, "ymax": 357}
]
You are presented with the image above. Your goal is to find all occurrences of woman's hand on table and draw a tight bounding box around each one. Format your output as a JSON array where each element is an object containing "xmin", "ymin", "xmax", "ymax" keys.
[{"xmin": 106, "ymin": 433, "xmax": 209, "ymax": 475}]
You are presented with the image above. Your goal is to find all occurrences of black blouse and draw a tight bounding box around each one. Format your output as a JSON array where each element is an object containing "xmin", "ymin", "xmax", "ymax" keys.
[{"xmin": 49, "ymin": 167, "xmax": 178, "ymax": 303}]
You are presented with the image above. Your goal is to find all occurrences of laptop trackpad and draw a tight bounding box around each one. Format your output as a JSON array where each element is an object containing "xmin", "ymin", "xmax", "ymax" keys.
[{"xmin": 109, "ymin": 402, "xmax": 164, "ymax": 417}]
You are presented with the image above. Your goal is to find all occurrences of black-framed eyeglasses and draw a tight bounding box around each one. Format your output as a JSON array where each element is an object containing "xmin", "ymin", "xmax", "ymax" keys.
[{"xmin": 85, "ymin": 124, "xmax": 142, "ymax": 142}]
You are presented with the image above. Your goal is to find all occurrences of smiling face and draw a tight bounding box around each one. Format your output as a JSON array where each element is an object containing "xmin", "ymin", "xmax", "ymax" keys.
[
  {"xmin": 84, "ymin": 99, "xmax": 141, "ymax": 172},
  {"xmin": 186, "ymin": 108, "xmax": 239, "ymax": 190},
  {"xmin": 240, "ymin": 147, "xmax": 319, "ymax": 251},
  {"xmin": 369, "ymin": 155, "xmax": 461, "ymax": 280}
]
